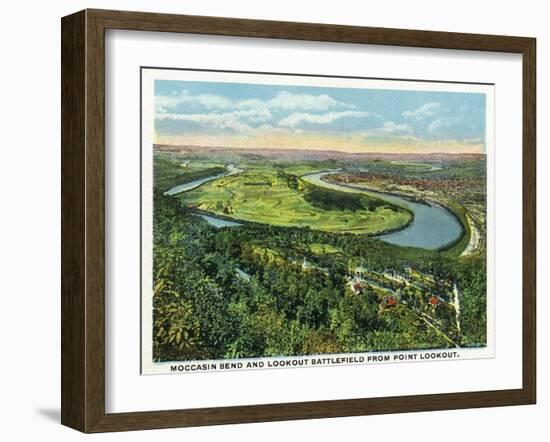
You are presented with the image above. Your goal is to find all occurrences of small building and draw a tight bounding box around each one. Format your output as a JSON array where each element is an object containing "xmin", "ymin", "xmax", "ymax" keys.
[
  {"xmin": 347, "ymin": 277, "xmax": 365, "ymax": 295},
  {"xmin": 381, "ymin": 296, "xmax": 398, "ymax": 309},
  {"xmin": 353, "ymin": 258, "xmax": 369, "ymax": 278},
  {"xmin": 428, "ymin": 295, "xmax": 441, "ymax": 307},
  {"xmin": 235, "ymin": 268, "xmax": 251, "ymax": 282}
]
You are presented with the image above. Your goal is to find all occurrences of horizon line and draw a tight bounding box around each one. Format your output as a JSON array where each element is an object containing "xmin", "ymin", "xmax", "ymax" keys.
[{"xmin": 153, "ymin": 143, "xmax": 486, "ymax": 156}]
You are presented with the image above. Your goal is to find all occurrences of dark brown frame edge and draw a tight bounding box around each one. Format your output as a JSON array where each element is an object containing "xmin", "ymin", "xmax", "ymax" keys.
[{"xmin": 61, "ymin": 8, "xmax": 536, "ymax": 433}]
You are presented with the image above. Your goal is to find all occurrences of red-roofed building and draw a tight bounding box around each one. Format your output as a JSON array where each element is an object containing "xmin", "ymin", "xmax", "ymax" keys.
[{"xmin": 381, "ymin": 296, "xmax": 398, "ymax": 309}]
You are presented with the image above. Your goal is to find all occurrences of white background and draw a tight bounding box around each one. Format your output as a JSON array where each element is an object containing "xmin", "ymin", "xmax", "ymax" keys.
[
  {"xmin": 110, "ymin": 41, "xmax": 506, "ymax": 412},
  {"xmin": 0, "ymin": 0, "xmax": 547, "ymax": 440}
]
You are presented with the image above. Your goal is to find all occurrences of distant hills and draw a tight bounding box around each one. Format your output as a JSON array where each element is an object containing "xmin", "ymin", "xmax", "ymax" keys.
[{"xmin": 154, "ymin": 144, "xmax": 485, "ymax": 162}]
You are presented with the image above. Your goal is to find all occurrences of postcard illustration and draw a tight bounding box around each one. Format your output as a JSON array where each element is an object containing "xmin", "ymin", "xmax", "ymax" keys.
[{"xmin": 141, "ymin": 68, "xmax": 493, "ymax": 374}]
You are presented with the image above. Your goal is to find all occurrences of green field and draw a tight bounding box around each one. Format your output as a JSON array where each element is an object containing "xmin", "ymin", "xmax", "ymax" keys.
[
  {"xmin": 151, "ymin": 150, "xmax": 488, "ymax": 362},
  {"xmin": 154, "ymin": 153, "xmax": 226, "ymax": 192},
  {"xmin": 177, "ymin": 168, "xmax": 412, "ymax": 235}
]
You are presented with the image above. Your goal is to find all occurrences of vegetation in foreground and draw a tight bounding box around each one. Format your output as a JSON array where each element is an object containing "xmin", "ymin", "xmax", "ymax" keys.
[{"xmin": 151, "ymin": 152, "xmax": 487, "ymax": 362}]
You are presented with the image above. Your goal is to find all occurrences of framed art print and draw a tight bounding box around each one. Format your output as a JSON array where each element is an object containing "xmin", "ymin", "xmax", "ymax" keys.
[
  {"xmin": 61, "ymin": 9, "xmax": 536, "ymax": 432},
  {"xmin": 140, "ymin": 68, "xmax": 495, "ymax": 375}
]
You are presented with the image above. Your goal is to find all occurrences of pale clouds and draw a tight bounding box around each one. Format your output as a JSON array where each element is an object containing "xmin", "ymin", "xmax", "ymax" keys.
[
  {"xmin": 156, "ymin": 89, "xmax": 353, "ymax": 114},
  {"xmin": 279, "ymin": 111, "xmax": 378, "ymax": 128},
  {"xmin": 156, "ymin": 91, "xmax": 232, "ymax": 112},
  {"xmin": 364, "ymin": 121, "xmax": 413, "ymax": 136},
  {"xmin": 156, "ymin": 109, "xmax": 274, "ymax": 133},
  {"xmin": 402, "ymin": 102, "xmax": 442, "ymax": 121},
  {"xmin": 155, "ymin": 89, "xmax": 359, "ymax": 134},
  {"xmin": 154, "ymin": 81, "xmax": 486, "ymax": 150},
  {"xmin": 427, "ymin": 116, "xmax": 465, "ymax": 133},
  {"xmin": 265, "ymin": 91, "xmax": 353, "ymax": 111}
]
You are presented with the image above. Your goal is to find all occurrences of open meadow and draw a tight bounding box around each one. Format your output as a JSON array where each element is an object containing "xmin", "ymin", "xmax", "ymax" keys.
[{"xmin": 179, "ymin": 166, "xmax": 412, "ymax": 235}]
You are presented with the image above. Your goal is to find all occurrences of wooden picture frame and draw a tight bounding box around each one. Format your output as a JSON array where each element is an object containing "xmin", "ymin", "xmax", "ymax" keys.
[{"xmin": 61, "ymin": 8, "xmax": 536, "ymax": 433}]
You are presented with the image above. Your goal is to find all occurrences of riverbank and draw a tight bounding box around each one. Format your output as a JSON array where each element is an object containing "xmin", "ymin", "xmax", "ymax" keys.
[
  {"xmin": 320, "ymin": 174, "xmax": 475, "ymax": 255},
  {"xmin": 164, "ymin": 164, "xmax": 243, "ymax": 196},
  {"xmin": 302, "ymin": 171, "xmax": 464, "ymax": 251}
]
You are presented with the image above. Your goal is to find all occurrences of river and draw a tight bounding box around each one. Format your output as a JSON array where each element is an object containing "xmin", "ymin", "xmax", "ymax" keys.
[
  {"xmin": 301, "ymin": 172, "xmax": 463, "ymax": 250},
  {"xmin": 164, "ymin": 164, "xmax": 243, "ymax": 196},
  {"xmin": 196, "ymin": 214, "xmax": 243, "ymax": 228},
  {"xmin": 165, "ymin": 165, "xmax": 463, "ymax": 251}
]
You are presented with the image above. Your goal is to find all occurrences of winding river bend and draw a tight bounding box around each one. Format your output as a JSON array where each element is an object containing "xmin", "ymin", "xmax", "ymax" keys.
[
  {"xmin": 164, "ymin": 164, "xmax": 243, "ymax": 196},
  {"xmin": 301, "ymin": 172, "xmax": 463, "ymax": 250},
  {"xmin": 165, "ymin": 166, "xmax": 463, "ymax": 251}
]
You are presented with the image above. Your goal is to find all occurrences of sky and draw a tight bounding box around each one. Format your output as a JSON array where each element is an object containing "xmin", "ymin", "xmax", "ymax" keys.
[{"xmin": 153, "ymin": 79, "xmax": 487, "ymax": 154}]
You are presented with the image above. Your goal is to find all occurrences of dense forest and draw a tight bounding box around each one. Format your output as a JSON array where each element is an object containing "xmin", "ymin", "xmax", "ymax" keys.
[{"xmin": 152, "ymin": 189, "xmax": 487, "ymax": 362}]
